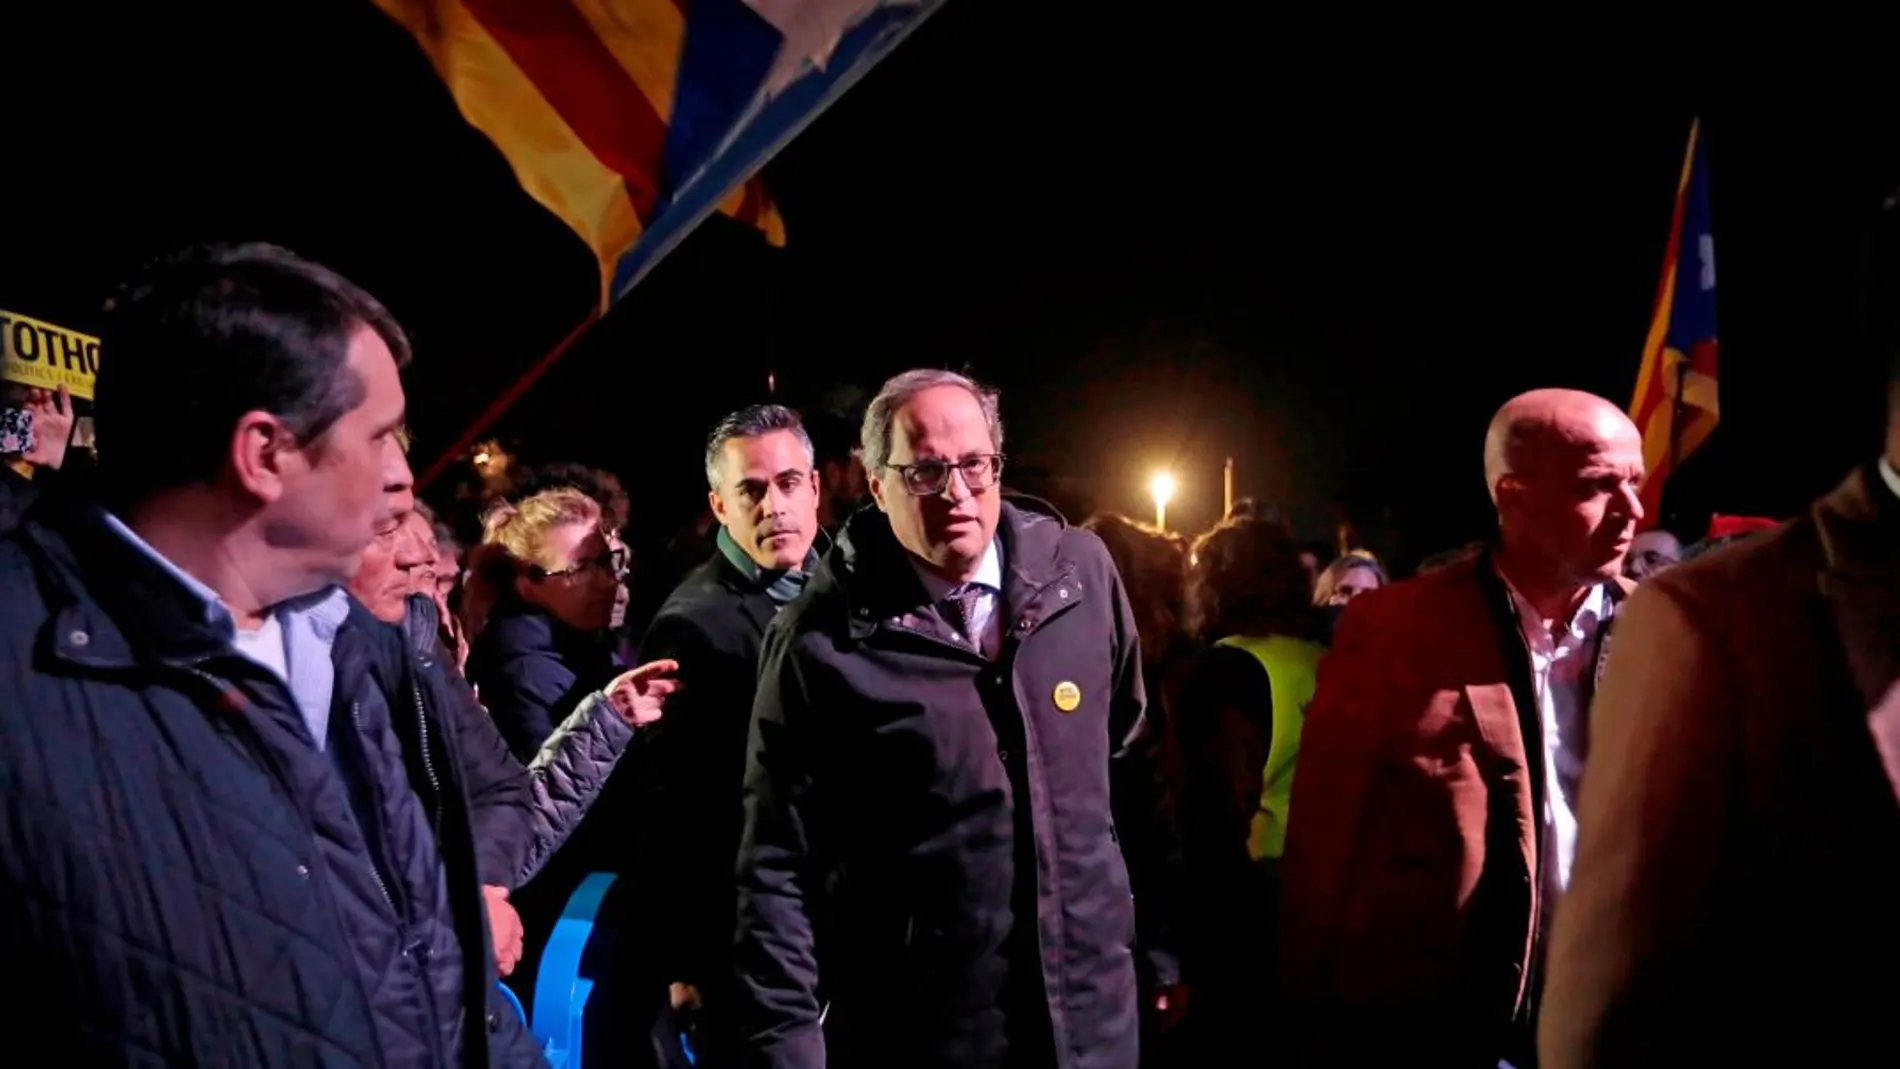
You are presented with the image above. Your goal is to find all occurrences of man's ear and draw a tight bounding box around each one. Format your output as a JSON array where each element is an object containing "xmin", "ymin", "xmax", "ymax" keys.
[
  {"xmin": 708, "ymin": 488, "xmax": 728, "ymax": 526},
  {"xmin": 230, "ymin": 410, "xmax": 298, "ymax": 504}
]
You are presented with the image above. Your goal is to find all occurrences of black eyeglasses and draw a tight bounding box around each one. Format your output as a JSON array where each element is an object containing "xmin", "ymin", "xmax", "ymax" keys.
[
  {"xmin": 887, "ymin": 454, "xmax": 1006, "ymax": 497},
  {"xmin": 533, "ymin": 553, "xmax": 627, "ymax": 583}
]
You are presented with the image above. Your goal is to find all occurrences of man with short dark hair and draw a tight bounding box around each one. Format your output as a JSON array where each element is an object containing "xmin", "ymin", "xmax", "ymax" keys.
[
  {"xmin": 733, "ymin": 371, "xmax": 1179, "ymax": 1069},
  {"xmin": 1538, "ymin": 362, "xmax": 1900, "ymax": 1064},
  {"xmin": 0, "ymin": 243, "xmax": 545, "ymax": 1067},
  {"xmin": 604, "ymin": 403, "xmax": 825, "ymax": 1065}
]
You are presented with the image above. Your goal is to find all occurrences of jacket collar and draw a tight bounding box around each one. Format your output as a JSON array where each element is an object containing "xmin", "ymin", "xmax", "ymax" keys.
[
  {"xmin": 23, "ymin": 497, "xmax": 244, "ymax": 672},
  {"xmin": 707, "ymin": 548, "xmax": 780, "ymax": 637},
  {"xmin": 1814, "ymin": 466, "xmax": 1900, "ymax": 804},
  {"xmin": 832, "ymin": 496, "xmax": 1078, "ymax": 644}
]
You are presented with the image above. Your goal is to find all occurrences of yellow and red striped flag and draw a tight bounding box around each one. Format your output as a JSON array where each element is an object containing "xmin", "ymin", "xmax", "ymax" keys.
[
  {"xmin": 1629, "ymin": 120, "xmax": 1719, "ymax": 527},
  {"xmin": 374, "ymin": 0, "xmax": 937, "ymax": 307}
]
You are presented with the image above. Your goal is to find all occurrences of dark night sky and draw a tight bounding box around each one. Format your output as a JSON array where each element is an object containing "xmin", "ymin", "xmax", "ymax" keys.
[{"xmin": 6, "ymin": 6, "xmax": 1898, "ymax": 570}]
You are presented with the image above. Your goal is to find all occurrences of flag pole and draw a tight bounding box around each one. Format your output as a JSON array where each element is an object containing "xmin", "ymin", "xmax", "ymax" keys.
[{"xmin": 416, "ymin": 312, "xmax": 598, "ymax": 490}]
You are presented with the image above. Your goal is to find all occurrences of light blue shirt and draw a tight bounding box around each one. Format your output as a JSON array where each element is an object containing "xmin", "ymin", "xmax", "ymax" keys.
[{"xmin": 100, "ymin": 511, "xmax": 350, "ymax": 750}]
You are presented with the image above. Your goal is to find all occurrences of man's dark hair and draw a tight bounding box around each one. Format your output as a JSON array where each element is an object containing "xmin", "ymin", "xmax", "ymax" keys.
[
  {"xmin": 704, "ymin": 403, "xmax": 814, "ymax": 489},
  {"xmin": 1188, "ymin": 515, "xmax": 1323, "ymax": 642},
  {"xmin": 93, "ymin": 242, "xmax": 410, "ymax": 505}
]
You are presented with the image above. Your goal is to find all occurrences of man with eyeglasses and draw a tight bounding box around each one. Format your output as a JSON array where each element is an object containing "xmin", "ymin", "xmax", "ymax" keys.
[{"xmin": 733, "ymin": 370, "xmax": 1181, "ymax": 1069}]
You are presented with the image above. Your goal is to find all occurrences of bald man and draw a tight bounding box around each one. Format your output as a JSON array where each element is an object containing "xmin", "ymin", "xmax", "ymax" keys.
[
  {"xmin": 1276, "ymin": 389, "xmax": 1643, "ymax": 1068},
  {"xmin": 1537, "ymin": 363, "xmax": 1900, "ymax": 1065}
]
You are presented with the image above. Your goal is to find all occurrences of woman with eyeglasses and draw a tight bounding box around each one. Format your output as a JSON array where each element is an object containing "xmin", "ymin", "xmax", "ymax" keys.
[{"xmin": 465, "ymin": 487, "xmax": 632, "ymax": 763}]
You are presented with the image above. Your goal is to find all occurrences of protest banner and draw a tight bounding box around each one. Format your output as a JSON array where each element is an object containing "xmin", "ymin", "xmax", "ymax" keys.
[{"xmin": 1, "ymin": 309, "xmax": 99, "ymax": 400}]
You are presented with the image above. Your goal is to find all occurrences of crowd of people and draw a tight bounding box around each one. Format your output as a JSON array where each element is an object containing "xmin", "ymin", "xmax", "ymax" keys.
[{"xmin": 3, "ymin": 241, "xmax": 1898, "ymax": 1069}]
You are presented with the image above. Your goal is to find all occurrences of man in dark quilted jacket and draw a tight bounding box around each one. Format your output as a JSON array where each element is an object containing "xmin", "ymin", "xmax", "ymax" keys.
[{"xmin": 0, "ymin": 243, "xmax": 543, "ymax": 1067}]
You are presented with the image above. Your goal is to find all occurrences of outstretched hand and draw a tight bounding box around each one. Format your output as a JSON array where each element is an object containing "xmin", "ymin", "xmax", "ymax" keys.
[{"xmin": 605, "ymin": 659, "xmax": 681, "ymax": 728}]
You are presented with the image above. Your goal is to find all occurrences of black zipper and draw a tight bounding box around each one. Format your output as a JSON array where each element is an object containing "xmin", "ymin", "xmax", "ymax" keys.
[
  {"xmin": 410, "ymin": 681, "xmax": 444, "ymax": 840},
  {"xmin": 402, "ymin": 663, "xmax": 455, "ymax": 1065}
]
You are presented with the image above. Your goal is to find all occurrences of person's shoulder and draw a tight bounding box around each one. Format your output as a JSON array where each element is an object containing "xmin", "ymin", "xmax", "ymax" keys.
[
  {"xmin": 0, "ymin": 532, "xmax": 48, "ymax": 649},
  {"xmin": 0, "ymin": 528, "xmax": 36, "ymax": 583},
  {"xmin": 1641, "ymin": 517, "xmax": 1812, "ymax": 624},
  {"xmin": 1004, "ymin": 501, "xmax": 1114, "ymax": 584},
  {"xmin": 658, "ymin": 554, "xmax": 732, "ymax": 611},
  {"xmin": 1054, "ymin": 518, "xmax": 1115, "ymax": 571},
  {"xmin": 1337, "ymin": 555, "xmax": 1486, "ymax": 633},
  {"xmin": 647, "ymin": 556, "xmax": 746, "ymax": 638},
  {"xmin": 759, "ymin": 556, "xmax": 850, "ymax": 665},
  {"xmin": 475, "ymin": 605, "xmax": 559, "ymax": 660}
]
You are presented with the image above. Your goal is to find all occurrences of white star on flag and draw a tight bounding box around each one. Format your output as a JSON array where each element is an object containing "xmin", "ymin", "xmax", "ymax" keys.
[{"xmin": 746, "ymin": 0, "xmax": 889, "ymax": 97}]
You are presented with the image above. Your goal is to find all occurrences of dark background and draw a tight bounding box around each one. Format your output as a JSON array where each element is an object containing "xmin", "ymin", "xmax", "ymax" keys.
[{"xmin": 6, "ymin": 6, "xmax": 1898, "ymax": 573}]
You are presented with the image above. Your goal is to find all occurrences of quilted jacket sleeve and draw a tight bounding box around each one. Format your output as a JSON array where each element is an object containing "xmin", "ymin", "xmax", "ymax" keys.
[
  {"xmin": 513, "ymin": 691, "xmax": 636, "ymax": 886},
  {"xmin": 430, "ymin": 642, "xmax": 635, "ymax": 889}
]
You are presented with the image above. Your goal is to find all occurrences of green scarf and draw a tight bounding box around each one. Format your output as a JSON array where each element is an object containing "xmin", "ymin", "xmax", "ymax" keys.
[{"xmin": 717, "ymin": 526, "xmax": 816, "ymax": 606}]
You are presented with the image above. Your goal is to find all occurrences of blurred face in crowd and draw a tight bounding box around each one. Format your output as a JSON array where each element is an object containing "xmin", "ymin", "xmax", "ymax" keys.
[
  {"xmin": 1298, "ymin": 551, "xmax": 1321, "ymax": 586},
  {"xmin": 400, "ymin": 511, "xmax": 442, "ymax": 598},
  {"xmin": 871, "ymin": 385, "xmax": 1003, "ymax": 583},
  {"xmin": 1324, "ymin": 563, "xmax": 1383, "ymax": 607},
  {"xmin": 710, "ymin": 430, "xmax": 820, "ymax": 572},
  {"xmin": 256, "ymin": 326, "xmax": 411, "ymax": 589},
  {"xmin": 607, "ymin": 529, "xmax": 631, "ymax": 629},
  {"xmin": 1492, "ymin": 391, "xmax": 1646, "ymax": 588},
  {"xmin": 348, "ymin": 494, "xmax": 436, "ymax": 624},
  {"xmin": 1623, "ymin": 529, "xmax": 1683, "ymax": 582},
  {"xmin": 517, "ymin": 521, "xmax": 620, "ymax": 632},
  {"xmin": 822, "ymin": 453, "xmax": 867, "ymax": 524},
  {"xmin": 433, "ymin": 538, "xmax": 460, "ymax": 604}
]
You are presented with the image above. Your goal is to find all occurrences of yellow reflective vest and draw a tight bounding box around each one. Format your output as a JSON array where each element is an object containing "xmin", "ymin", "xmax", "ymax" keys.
[{"xmin": 1215, "ymin": 634, "xmax": 1326, "ymax": 861}]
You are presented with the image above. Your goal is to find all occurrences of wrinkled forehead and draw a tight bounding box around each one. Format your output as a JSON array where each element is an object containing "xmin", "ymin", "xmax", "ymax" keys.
[{"xmin": 892, "ymin": 387, "xmax": 994, "ymax": 459}]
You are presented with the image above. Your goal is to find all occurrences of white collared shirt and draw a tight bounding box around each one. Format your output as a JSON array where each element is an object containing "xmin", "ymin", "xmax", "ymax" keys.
[
  {"xmin": 1880, "ymin": 457, "xmax": 1900, "ymax": 501},
  {"xmin": 99, "ymin": 510, "xmax": 350, "ymax": 750},
  {"xmin": 910, "ymin": 539, "xmax": 1005, "ymax": 657},
  {"xmin": 1501, "ymin": 576, "xmax": 1608, "ymax": 919}
]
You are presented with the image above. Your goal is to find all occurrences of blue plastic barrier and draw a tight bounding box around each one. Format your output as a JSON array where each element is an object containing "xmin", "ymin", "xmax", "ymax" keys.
[
  {"xmin": 532, "ymin": 871, "xmax": 618, "ymax": 1069},
  {"xmin": 496, "ymin": 981, "xmax": 527, "ymax": 1024}
]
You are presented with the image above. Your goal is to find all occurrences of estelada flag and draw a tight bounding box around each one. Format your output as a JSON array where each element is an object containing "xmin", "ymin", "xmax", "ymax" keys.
[
  {"xmin": 375, "ymin": 0, "xmax": 945, "ymax": 309},
  {"xmin": 1629, "ymin": 119, "xmax": 1719, "ymax": 528}
]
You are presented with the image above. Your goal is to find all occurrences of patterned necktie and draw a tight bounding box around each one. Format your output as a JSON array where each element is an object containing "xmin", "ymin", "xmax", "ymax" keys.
[{"xmin": 945, "ymin": 584, "xmax": 986, "ymax": 652}]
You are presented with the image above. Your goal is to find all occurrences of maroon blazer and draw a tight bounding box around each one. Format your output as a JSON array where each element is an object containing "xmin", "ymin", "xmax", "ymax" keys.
[{"xmin": 1277, "ymin": 552, "xmax": 1626, "ymax": 1065}]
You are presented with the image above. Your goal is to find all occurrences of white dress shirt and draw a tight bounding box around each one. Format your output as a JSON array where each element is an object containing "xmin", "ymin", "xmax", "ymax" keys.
[
  {"xmin": 911, "ymin": 538, "xmax": 1005, "ymax": 657},
  {"xmin": 1501, "ymin": 576, "xmax": 1608, "ymax": 923},
  {"xmin": 100, "ymin": 510, "xmax": 351, "ymax": 750},
  {"xmin": 1880, "ymin": 457, "xmax": 1900, "ymax": 501}
]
